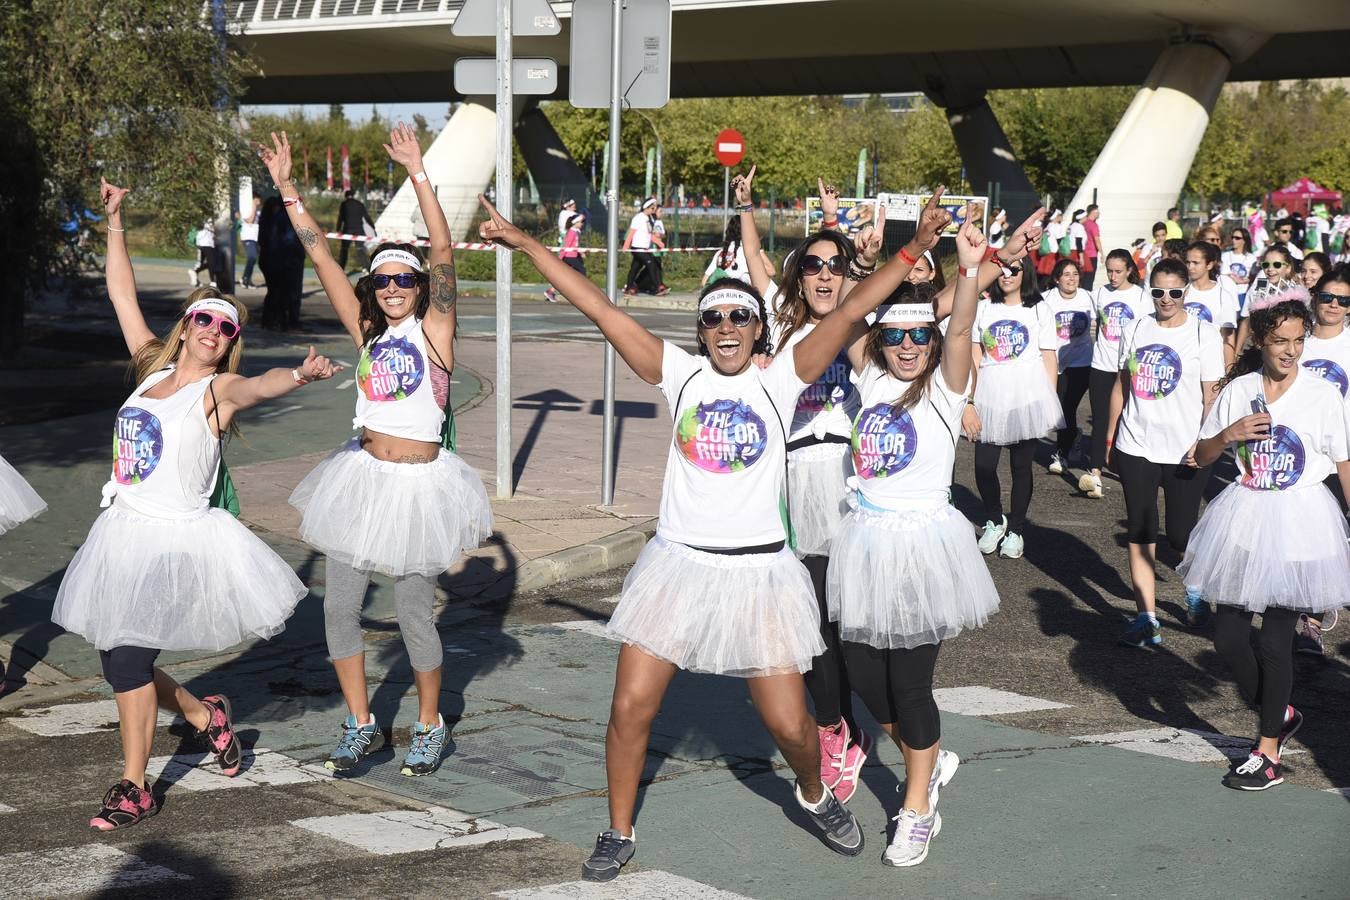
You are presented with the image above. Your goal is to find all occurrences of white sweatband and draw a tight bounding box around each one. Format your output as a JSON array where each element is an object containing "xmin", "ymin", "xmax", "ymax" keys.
[
  {"xmin": 184, "ymin": 297, "xmax": 239, "ymax": 326},
  {"xmin": 870, "ymin": 302, "xmax": 936, "ymax": 325},
  {"xmin": 369, "ymin": 248, "xmax": 423, "ymax": 273},
  {"xmin": 698, "ymin": 287, "xmax": 760, "ymax": 315},
  {"xmin": 411, "ymin": 171, "xmax": 429, "ymax": 184},
  {"xmin": 922, "ymin": 249, "xmax": 935, "ymax": 268}
]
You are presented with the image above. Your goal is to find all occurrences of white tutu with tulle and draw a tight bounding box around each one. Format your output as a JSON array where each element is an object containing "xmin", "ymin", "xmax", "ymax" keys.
[
  {"xmin": 0, "ymin": 454, "xmax": 46, "ymax": 534},
  {"xmin": 827, "ymin": 497, "xmax": 1001, "ymax": 648},
  {"xmin": 1179, "ymin": 483, "xmax": 1350, "ymax": 614},
  {"xmin": 289, "ymin": 439, "xmax": 492, "ymax": 577},
  {"xmin": 973, "ymin": 367, "xmax": 1064, "ymax": 445},
  {"xmin": 606, "ymin": 535, "xmax": 825, "ymax": 677},
  {"xmin": 787, "ymin": 442, "xmax": 851, "ymax": 557},
  {"xmin": 52, "ymin": 504, "xmax": 306, "ymax": 652}
]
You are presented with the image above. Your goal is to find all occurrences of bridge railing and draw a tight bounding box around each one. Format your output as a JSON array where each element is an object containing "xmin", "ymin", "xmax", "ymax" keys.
[{"xmin": 227, "ymin": 0, "xmax": 463, "ymax": 27}]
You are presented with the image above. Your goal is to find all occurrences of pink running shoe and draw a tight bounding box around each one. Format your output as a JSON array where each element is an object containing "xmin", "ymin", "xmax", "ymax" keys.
[
  {"xmin": 818, "ymin": 721, "xmax": 850, "ymax": 789},
  {"xmin": 832, "ymin": 729, "xmax": 873, "ymax": 803},
  {"xmin": 89, "ymin": 779, "xmax": 158, "ymax": 831},
  {"xmin": 200, "ymin": 695, "xmax": 242, "ymax": 776}
]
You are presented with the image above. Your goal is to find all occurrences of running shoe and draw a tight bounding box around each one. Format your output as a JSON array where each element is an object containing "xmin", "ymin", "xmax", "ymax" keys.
[
  {"xmin": 622, "ymin": 286, "xmax": 638, "ymax": 296},
  {"xmin": 883, "ymin": 807, "xmax": 941, "ymax": 868},
  {"xmin": 325, "ymin": 713, "xmax": 381, "ymax": 772},
  {"xmin": 794, "ymin": 781, "xmax": 864, "ymax": 856},
  {"xmin": 1048, "ymin": 452, "xmax": 1066, "ymax": 474},
  {"xmin": 977, "ymin": 517, "xmax": 1007, "ymax": 555},
  {"xmin": 199, "ymin": 695, "xmax": 242, "ymax": 776},
  {"xmin": 1184, "ymin": 593, "xmax": 1210, "ymax": 628},
  {"xmin": 1294, "ymin": 614, "xmax": 1325, "ymax": 657},
  {"xmin": 928, "ymin": 749, "xmax": 960, "ymax": 809},
  {"xmin": 580, "ymin": 828, "xmax": 635, "ymax": 881},
  {"xmin": 401, "ymin": 714, "xmax": 447, "ymax": 777},
  {"xmin": 1078, "ymin": 471, "xmax": 1104, "ymax": 498},
  {"xmin": 998, "ymin": 532, "xmax": 1025, "ymax": 559},
  {"xmin": 833, "ymin": 728, "xmax": 873, "ymax": 804},
  {"xmin": 655, "ymin": 284, "xmax": 671, "ymax": 296},
  {"xmin": 1119, "ymin": 614, "xmax": 1162, "ymax": 648},
  {"xmin": 818, "ymin": 720, "xmax": 849, "ymax": 788},
  {"xmin": 1223, "ymin": 752, "xmax": 1283, "ymax": 791},
  {"xmin": 544, "ymin": 288, "xmax": 559, "ymax": 303},
  {"xmin": 1277, "ymin": 706, "xmax": 1303, "ymax": 757},
  {"xmin": 89, "ymin": 779, "xmax": 158, "ymax": 831}
]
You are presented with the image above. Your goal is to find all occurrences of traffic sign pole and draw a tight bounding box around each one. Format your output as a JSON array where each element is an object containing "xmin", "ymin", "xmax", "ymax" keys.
[
  {"xmin": 494, "ymin": 0, "xmax": 514, "ymax": 499},
  {"xmin": 713, "ymin": 129, "xmax": 746, "ymax": 234},
  {"xmin": 722, "ymin": 167, "xmax": 730, "ymax": 233},
  {"xmin": 600, "ymin": 0, "xmax": 622, "ymax": 507}
]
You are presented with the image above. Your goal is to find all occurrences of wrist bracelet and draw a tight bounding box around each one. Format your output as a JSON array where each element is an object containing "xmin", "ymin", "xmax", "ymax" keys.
[
  {"xmin": 961, "ymin": 265, "xmax": 980, "ymax": 278},
  {"xmin": 735, "ymin": 203, "xmax": 753, "ymax": 212},
  {"xmin": 822, "ymin": 217, "xmax": 838, "ymax": 228},
  {"xmin": 107, "ymin": 225, "xmax": 125, "ymax": 233},
  {"xmin": 291, "ymin": 368, "xmax": 308, "ymax": 385},
  {"xmin": 897, "ymin": 246, "xmax": 918, "ymax": 266},
  {"xmin": 412, "ymin": 171, "xmax": 429, "ymax": 184},
  {"xmin": 283, "ymin": 197, "xmax": 305, "ymax": 215}
]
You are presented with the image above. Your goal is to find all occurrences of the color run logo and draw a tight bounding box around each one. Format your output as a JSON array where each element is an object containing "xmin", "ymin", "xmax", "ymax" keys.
[
  {"xmin": 112, "ymin": 407, "xmax": 163, "ymax": 485},
  {"xmin": 1056, "ymin": 310, "xmax": 1089, "ymax": 341},
  {"xmin": 852, "ymin": 402, "xmax": 918, "ymax": 479},
  {"xmin": 1183, "ymin": 301, "xmax": 1213, "ymax": 323},
  {"xmin": 796, "ymin": 352, "xmax": 852, "ymax": 416},
  {"xmin": 676, "ymin": 398, "xmax": 768, "ymax": 473},
  {"xmin": 1129, "ymin": 344, "xmax": 1183, "ymax": 399},
  {"xmin": 1228, "ymin": 262, "xmax": 1250, "ymax": 280},
  {"xmin": 1237, "ymin": 424, "xmax": 1305, "ymax": 491},
  {"xmin": 358, "ymin": 336, "xmax": 425, "ymax": 401},
  {"xmin": 982, "ymin": 319, "xmax": 1029, "ymax": 362},
  {"xmin": 1302, "ymin": 358, "xmax": 1349, "ymax": 397},
  {"xmin": 1099, "ymin": 301, "xmax": 1136, "ymax": 342}
]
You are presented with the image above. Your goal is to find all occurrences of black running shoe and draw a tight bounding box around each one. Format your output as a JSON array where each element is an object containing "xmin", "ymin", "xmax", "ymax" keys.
[
  {"xmin": 1277, "ymin": 707, "xmax": 1303, "ymax": 758},
  {"xmin": 1223, "ymin": 752, "xmax": 1283, "ymax": 791},
  {"xmin": 795, "ymin": 781, "xmax": 864, "ymax": 856},
  {"xmin": 580, "ymin": 828, "xmax": 635, "ymax": 881}
]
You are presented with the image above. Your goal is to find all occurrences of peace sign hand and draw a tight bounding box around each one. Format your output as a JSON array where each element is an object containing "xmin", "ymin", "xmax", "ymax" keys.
[
  {"xmin": 914, "ymin": 186, "xmax": 951, "ymax": 250},
  {"xmin": 855, "ymin": 204, "xmax": 888, "ymax": 268},
  {"xmin": 818, "ymin": 177, "xmax": 840, "ymax": 221},
  {"xmin": 477, "ymin": 194, "xmax": 531, "ymax": 250},
  {"xmin": 100, "ymin": 177, "xmax": 130, "ymax": 217},
  {"xmin": 255, "ymin": 132, "xmax": 293, "ymax": 187},
  {"xmin": 732, "ymin": 165, "xmax": 756, "ymax": 207},
  {"xmin": 1002, "ymin": 207, "xmax": 1048, "ymax": 260}
]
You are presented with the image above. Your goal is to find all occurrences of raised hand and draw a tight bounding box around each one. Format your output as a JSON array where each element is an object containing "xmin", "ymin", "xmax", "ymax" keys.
[
  {"xmin": 914, "ymin": 186, "xmax": 952, "ymax": 250},
  {"xmin": 383, "ymin": 121, "xmax": 425, "ymax": 173},
  {"xmin": 818, "ymin": 177, "xmax": 840, "ymax": 222},
  {"xmin": 298, "ymin": 346, "xmax": 343, "ymax": 382},
  {"xmin": 1000, "ymin": 207, "xmax": 1048, "ymax": 261},
  {"xmin": 855, "ymin": 204, "xmax": 887, "ymax": 267},
  {"xmin": 256, "ymin": 132, "xmax": 293, "ymax": 187},
  {"xmin": 477, "ymin": 194, "xmax": 531, "ymax": 251},
  {"xmin": 100, "ymin": 177, "xmax": 130, "ymax": 217},
  {"xmin": 732, "ymin": 165, "xmax": 756, "ymax": 207},
  {"xmin": 954, "ymin": 219, "xmax": 988, "ymax": 268}
]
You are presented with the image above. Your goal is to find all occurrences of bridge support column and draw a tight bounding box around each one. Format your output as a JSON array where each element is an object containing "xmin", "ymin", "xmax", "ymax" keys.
[{"xmin": 926, "ymin": 84, "xmax": 1040, "ymax": 224}]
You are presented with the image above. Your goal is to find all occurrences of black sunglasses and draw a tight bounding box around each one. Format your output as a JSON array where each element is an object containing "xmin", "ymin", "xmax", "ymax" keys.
[
  {"xmin": 801, "ymin": 254, "xmax": 846, "ymax": 277},
  {"xmin": 371, "ymin": 272, "xmax": 420, "ymax": 289},
  {"xmin": 881, "ymin": 326, "xmax": 934, "ymax": 346},
  {"xmin": 1316, "ymin": 291, "xmax": 1350, "ymax": 308},
  {"xmin": 1150, "ymin": 288, "xmax": 1186, "ymax": 300},
  {"xmin": 698, "ymin": 308, "xmax": 757, "ymax": 328}
]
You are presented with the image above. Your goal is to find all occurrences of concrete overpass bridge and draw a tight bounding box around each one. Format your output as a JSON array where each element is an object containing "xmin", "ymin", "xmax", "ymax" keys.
[{"xmin": 228, "ymin": 0, "xmax": 1350, "ymax": 250}]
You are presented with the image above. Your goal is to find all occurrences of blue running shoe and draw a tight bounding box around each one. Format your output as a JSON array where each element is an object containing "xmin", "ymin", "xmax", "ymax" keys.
[
  {"xmin": 401, "ymin": 714, "xmax": 447, "ymax": 777},
  {"xmin": 1119, "ymin": 613, "xmax": 1162, "ymax": 648},
  {"xmin": 1185, "ymin": 592, "xmax": 1210, "ymax": 628},
  {"xmin": 325, "ymin": 714, "xmax": 381, "ymax": 772}
]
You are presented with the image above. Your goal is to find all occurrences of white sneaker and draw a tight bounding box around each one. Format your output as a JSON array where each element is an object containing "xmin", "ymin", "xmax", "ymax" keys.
[
  {"xmin": 188, "ymin": 270, "xmax": 198, "ymax": 286},
  {"xmin": 1078, "ymin": 471, "xmax": 1103, "ymax": 498},
  {"xmin": 883, "ymin": 808, "xmax": 941, "ymax": 868},
  {"xmin": 999, "ymin": 532, "xmax": 1024, "ymax": 559},
  {"xmin": 1048, "ymin": 452, "xmax": 1065, "ymax": 474},
  {"xmin": 976, "ymin": 517, "xmax": 1007, "ymax": 555},
  {"xmin": 927, "ymin": 749, "xmax": 959, "ymax": 809}
]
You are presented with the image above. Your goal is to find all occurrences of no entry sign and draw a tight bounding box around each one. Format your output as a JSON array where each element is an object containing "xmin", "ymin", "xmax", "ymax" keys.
[{"xmin": 715, "ymin": 129, "xmax": 745, "ymax": 167}]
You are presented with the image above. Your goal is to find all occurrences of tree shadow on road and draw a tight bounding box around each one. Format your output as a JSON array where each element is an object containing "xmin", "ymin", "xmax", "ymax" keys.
[{"xmin": 89, "ymin": 839, "xmax": 237, "ymax": 899}]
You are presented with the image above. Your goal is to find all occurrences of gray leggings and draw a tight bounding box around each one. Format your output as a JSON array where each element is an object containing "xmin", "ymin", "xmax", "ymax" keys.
[{"xmin": 323, "ymin": 556, "xmax": 443, "ymax": 672}]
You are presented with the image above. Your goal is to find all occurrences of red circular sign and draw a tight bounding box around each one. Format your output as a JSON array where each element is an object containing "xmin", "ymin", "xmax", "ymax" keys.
[{"xmin": 715, "ymin": 128, "xmax": 745, "ymax": 167}]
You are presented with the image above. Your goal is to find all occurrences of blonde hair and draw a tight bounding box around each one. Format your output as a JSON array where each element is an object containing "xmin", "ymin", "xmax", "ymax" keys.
[{"xmin": 129, "ymin": 286, "xmax": 249, "ymax": 384}]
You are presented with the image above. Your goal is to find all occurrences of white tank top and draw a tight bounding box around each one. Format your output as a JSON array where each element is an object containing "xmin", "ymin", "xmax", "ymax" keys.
[
  {"xmin": 101, "ymin": 368, "xmax": 220, "ymax": 518},
  {"xmin": 353, "ymin": 317, "xmax": 449, "ymax": 443}
]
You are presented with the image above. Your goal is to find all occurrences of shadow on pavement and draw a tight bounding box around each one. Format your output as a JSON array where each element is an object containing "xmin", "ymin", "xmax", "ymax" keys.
[{"xmin": 89, "ymin": 840, "xmax": 237, "ymax": 899}]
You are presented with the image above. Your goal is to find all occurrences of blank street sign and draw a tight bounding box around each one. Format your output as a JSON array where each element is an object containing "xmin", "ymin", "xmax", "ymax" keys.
[
  {"xmin": 454, "ymin": 58, "xmax": 560, "ymax": 96},
  {"xmin": 569, "ymin": 0, "xmax": 671, "ymax": 109},
  {"xmin": 452, "ymin": 0, "xmax": 561, "ymax": 37}
]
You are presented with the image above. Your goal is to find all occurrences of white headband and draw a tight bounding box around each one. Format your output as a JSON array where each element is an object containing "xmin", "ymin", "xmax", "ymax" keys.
[
  {"xmin": 698, "ymin": 287, "xmax": 760, "ymax": 315},
  {"xmin": 369, "ymin": 248, "xmax": 423, "ymax": 273},
  {"xmin": 869, "ymin": 302, "xmax": 936, "ymax": 325},
  {"xmin": 921, "ymin": 250, "xmax": 935, "ymax": 267},
  {"xmin": 184, "ymin": 297, "xmax": 239, "ymax": 326}
]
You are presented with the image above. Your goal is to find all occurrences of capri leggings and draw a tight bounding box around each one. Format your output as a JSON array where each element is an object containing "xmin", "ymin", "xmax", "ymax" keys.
[
  {"xmin": 801, "ymin": 555, "xmax": 856, "ymax": 731},
  {"xmin": 323, "ymin": 556, "xmax": 443, "ymax": 672},
  {"xmin": 1056, "ymin": 365, "xmax": 1091, "ymax": 455},
  {"xmin": 1213, "ymin": 605, "xmax": 1300, "ymax": 739},
  {"xmin": 973, "ymin": 439, "xmax": 1037, "ymax": 534},
  {"xmin": 99, "ymin": 645, "xmax": 161, "ymax": 693},
  {"xmin": 1113, "ymin": 450, "xmax": 1211, "ymax": 550},
  {"xmin": 1087, "ymin": 367, "xmax": 1117, "ymax": 470},
  {"xmin": 842, "ymin": 640, "xmax": 941, "ymax": 750}
]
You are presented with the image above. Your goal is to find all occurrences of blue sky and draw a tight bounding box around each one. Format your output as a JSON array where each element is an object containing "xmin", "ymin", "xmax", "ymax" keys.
[{"xmin": 242, "ymin": 102, "xmax": 452, "ymax": 129}]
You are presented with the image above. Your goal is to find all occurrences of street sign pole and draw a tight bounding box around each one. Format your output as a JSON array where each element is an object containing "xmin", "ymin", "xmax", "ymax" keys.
[
  {"xmin": 722, "ymin": 166, "xmax": 730, "ymax": 233},
  {"xmin": 495, "ymin": 0, "xmax": 514, "ymax": 499},
  {"xmin": 600, "ymin": 0, "xmax": 623, "ymax": 507},
  {"xmin": 714, "ymin": 129, "xmax": 746, "ymax": 233}
]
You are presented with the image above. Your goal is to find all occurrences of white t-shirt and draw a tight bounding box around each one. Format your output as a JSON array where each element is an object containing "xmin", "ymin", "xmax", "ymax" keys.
[
  {"xmin": 1201, "ymin": 370, "xmax": 1347, "ymax": 491},
  {"xmin": 1044, "ymin": 289, "xmax": 1094, "ymax": 371},
  {"xmin": 195, "ymin": 227, "xmax": 215, "ymax": 249},
  {"xmin": 777, "ymin": 323, "xmax": 857, "ymax": 443},
  {"xmin": 705, "ymin": 243, "xmax": 750, "ymax": 284},
  {"xmin": 1069, "ymin": 221, "xmax": 1088, "ymax": 252},
  {"xmin": 627, "ymin": 212, "xmax": 653, "ymax": 250},
  {"xmin": 1046, "ymin": 221, "xmax": 1066, "ymax": 247},
  {"xmin": 973, "ymin": 300, "xmax": 1057, "ymax": 371},
  {"xmin": 1302, "ymin": 328, "xmax": 1350, "ymax": 403},
  {"xmin": 1115, "ymin": 314, "xmax": 1226, "ymax": 464},
  {"xmin": 850, "ymin": 364, "xmax": 967, "ymax": 513},
  {"xmin": 656, "ymin": 341, "xmax": 807, "ymax": 548},
  {"xmin": 1090, "ymin": 283, "xmax": 1150, "ymax": 372},
  {"xmin": 1221, "ymin": 250, "xmax": 1257, "ymax": 285},
  {"xmin": 1183, "ymin": 282, "xmax": 1239, "ymax": 330},
  {"xmin": 557, "ymin": 208, "xmax": 574, "ymax": 239}
]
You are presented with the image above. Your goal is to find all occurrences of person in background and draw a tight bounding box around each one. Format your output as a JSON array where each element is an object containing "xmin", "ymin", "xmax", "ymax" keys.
[
  {"xmin": 258, "ymin": 195, "xmax": 305, "ymax": 331},
  {"xmin": 1069, "ymin": 210, "xmax": 1092, "ymax": 287},
  {"xmin": 1299, "ymin": 251, "xmax": 1330, "ymax": 293},
  {"xmin": 1165, "ymin": 207, "xmax": 1184, "ymax": 240},
  {"xmin": 1137, "ymin": 222, "xmax": 1168, "ymax": 276},
  {"xmin": 651, "ymin": 204, "xmax": 669, "ymax": 294},
  {"xmin": 1082, "ymin": 205, "xmax": 1103, "ymax": 289},
  {"xmin": 192, "ymin": 219, "xmax": 216, "ymax": 288},
  {"xmin": 336, "ymin": 189, "xmax": 374, "ymax": 272},
  {"xmin": 1272, "ymin": 219, "xmax": 1303, "ymax": 261},
  {"xmin": 546, "ymin": 213, "xmax": 587, "ymax": 303},
  {"xmin": 988, "ymin": 207, "xmax": 1008, "ymax": 248},
  {"xmin": 240, "ymin": 196, "xmax": 261, "ymax": 290},
  {"xmin": 1222, "ymin": 227, "xmax": 1257, "ymax": 311},
  {"xmin": 557, "ymin": 198, "xmax": 578, "ymax": 242},
  {"xmin": 622, "ymin": 197, "xmax": 665, "ymax": 297}
]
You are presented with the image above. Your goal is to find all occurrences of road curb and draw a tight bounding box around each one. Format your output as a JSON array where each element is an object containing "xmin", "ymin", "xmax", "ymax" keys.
[{"xmin": 508, "ymin": 518, "xmax": 656, "ymax": 595}]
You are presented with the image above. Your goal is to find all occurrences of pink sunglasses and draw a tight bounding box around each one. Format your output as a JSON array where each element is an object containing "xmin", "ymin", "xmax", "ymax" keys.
[{"xmin": 185, "ymin": 310, "xmax": 240, "ymax": 339}]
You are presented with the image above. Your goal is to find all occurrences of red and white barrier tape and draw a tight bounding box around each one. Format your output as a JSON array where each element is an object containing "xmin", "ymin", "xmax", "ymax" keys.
[{"xmin": 323, "ymin": 232, "xmax": 721, "ymax": 253}]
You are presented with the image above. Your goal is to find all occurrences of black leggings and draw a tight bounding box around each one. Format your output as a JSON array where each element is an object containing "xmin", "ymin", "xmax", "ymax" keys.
[
  {"xmin": 1056, "ymin": 366, "xmax": 1091, "ymax": 455},
  {"xmin": 801, "ymin": 555, "xmax": 855, "ymax": 731},
  {"xmin": 99, "ymin": 645, "xmax": 161, "ymax": 693},
  {"xmin": 973, "ymin": 439, "xmax": 1037, "ymax": 533},
  {"xmin": 843, "ymin": 640, "xmax": 941, "ymax": 750},
  {"xmin": 1114, "ymin": 450, "xmax": 1210, "ymax": 550},
  {"xmin": 1213, "ymin": 606, "xmax": 1300, "ymax": 739},
  {"xmin": 624, "ymin": 251, "xmax": 660, "ymax": 292},
  {"xmin": 1087, "ymin": 368, "xmax": 1117, "ymax": 470}
]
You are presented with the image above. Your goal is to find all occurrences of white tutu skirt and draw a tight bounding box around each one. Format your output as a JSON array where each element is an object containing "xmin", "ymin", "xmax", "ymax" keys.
[
  {"xmin": 787, "ymin": 442, "xmax": 851, "ymax": 557},
  {"xmin": 0, "ymin": 454, "xmax": 46, "ymax": 534},
  {"xmin": 289, "ymin": 439, "xmax": 492, "ymax": 577},
  {"xmin": 1179, "ymin": 483, "xmax": 1350, "ymax": 614},
  {"xmin": 973, "ymin": 367, "xmax": 1064, "ymax": 445},
  {"xmin": 606, "ymin": 536, "xmax": 825, "ymax": 677},
  {"xmin": 52, "ymin": 504, "xmax": 306, "ymax": 652},
  {"xmin": 827, "ymin": 498, "xmax": 1001, "ymax": 648}
]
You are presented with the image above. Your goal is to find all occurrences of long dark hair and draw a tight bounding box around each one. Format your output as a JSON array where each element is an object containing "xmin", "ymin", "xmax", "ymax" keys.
[
  {"xmin": 775, "ymin": 230, "xmax": 856, "ymax": 348},
  {"xmin": 864, "ymin": 281, "xmax": 941, "ymax": 412},
  {"xmin": 1049, "ymin": 257, "xmax": 1080, "ymax": 289},
  {"xmin": 696, "ymin": 277, "xmax": 773, "ymax": 358},
  {"xmin": 1104, "ymin": 247, "xmax": 1141, "ymax": 286},
  {"xmin": 354, "ymin": 241, "xmax": 431, "ymax": 345},
  {"xmin": 988, "ymin": 263, "xmax": 1042, "ymax": 307},
  {"xmin": 1222, "ymin": 297, "xmax": 1312, "ymax": 386}
]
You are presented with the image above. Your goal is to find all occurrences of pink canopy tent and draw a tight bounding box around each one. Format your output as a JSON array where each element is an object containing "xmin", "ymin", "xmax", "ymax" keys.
[{"xmin": 1268, "ymin": 178, "xmax": 1342, "ymax": 215}]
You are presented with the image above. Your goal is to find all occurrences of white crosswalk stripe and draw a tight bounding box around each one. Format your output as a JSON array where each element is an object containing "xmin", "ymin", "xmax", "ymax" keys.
[
  {"xmin": 493, "ymin": 870, "xmax": 758, "ymax": 899},
  {"xmin": 1073, "ymin": 727, "xmax": 1307, "ymax": 764},
  {"xmin": 933, "ymin": 686, "xmax": 1072, "ymax": 716},
  {"xmin": 289, "ymin": 807, "xmax": 542, "ymax": 855},
  {"xmin": 9, "ymin": 698, "xmax": 175, "ymax": 736},
  {"xmin": 0, "ymin": 803, "xmax": 15, "ymax": 813},
  {"xmin": 146, "ymin": 747, "xmax": 330, "ymax": 792},
  {"xmin": 0, "ymin": 845, "xmax": 191, "ymax": 899}
]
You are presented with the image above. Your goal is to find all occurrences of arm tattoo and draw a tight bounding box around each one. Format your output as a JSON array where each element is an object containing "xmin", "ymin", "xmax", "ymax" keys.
[
  {"xmin": 297, "ymin": 226, "xmax": 320, "ymax": 249},
  {"xmin": 430, "ymin": 263, "xmax": 457, "ymax": 314}
]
